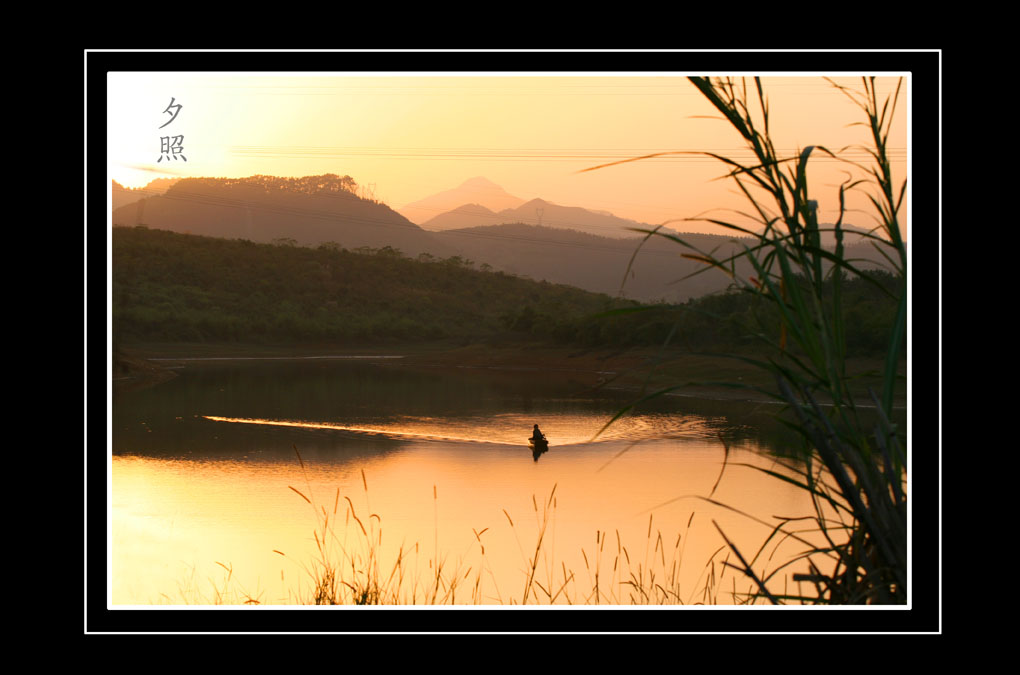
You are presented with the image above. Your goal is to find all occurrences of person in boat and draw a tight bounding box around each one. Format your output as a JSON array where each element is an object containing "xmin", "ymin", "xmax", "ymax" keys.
[{"xmin": 531, "ymin": 424, "xmax": 546, "ymax": 442}]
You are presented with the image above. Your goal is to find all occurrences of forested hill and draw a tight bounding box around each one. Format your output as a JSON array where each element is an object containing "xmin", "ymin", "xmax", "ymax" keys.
[
  {"xmin": 111, "ymin": 174, "xmax": 455, "ymax": 259},
  {"xmin": 112, "ymin": 178, "xmax": 179, "ymax": 212},
  {"xmin": 113, "ymin": 226, "xmax": 902, "ymax": 355},
  {"xmin": 111, "ymin": 226, "xmax": 651, "ymax": 345}
]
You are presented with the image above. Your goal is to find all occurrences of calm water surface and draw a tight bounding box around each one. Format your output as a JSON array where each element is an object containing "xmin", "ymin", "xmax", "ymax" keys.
[{"xmin": 111, "ymin": 357, "xmax": 836, "ymax": 606}]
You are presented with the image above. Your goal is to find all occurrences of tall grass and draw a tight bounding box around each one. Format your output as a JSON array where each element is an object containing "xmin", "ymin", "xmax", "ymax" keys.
[
  {"xmin": 246, "ymin": 446, "xmax": 767, "ymax": 605},
  {"xmin": 156, "ymin": 560, "xmax": 266, "ymax": 606},
  {"xmin": 158, "ymin": 442, "xmax": 829, "ymax": 605},
  {"xmin": 584, "ymin": 76, "xmax": 907, "ymax": 604},
  {"xmin": 277, "ymin": 446, "xmax": 486, "ymax": 605}
]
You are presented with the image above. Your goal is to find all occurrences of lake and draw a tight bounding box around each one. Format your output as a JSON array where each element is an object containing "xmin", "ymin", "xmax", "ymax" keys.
[{"xmin": 110, "ymin": 355, "xmax": 853, "ymax": 606}]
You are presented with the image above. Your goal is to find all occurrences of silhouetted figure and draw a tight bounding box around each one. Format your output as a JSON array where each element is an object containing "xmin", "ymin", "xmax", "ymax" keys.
[{"xmin": 529, "ymin": 424, "xmax": 549, "ymax": 462}]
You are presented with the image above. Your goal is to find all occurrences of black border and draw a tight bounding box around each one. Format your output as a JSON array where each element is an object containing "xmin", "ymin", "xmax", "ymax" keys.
[{"xmin": 87, "ymin": 49, "xmax": 940, "ymax": 635}]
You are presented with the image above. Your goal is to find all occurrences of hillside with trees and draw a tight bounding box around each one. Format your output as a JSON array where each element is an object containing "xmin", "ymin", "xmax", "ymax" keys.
[
  {"xmin": 113, "ymin": 226, "xmax": 902, "ymax": 357},
  {"xmin": 111, "ymin": 174, "xmax": 455, "ymax": 259},
  {"xmin": 112, "ymin": 226, "xmax": 646, "ymax": 346},
  {"xmin": 112, "ymin": 178, "xmax": 180, "ymax": 211}
]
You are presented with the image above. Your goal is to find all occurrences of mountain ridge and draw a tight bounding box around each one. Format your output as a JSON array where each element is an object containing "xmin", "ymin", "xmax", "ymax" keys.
[
  {"xmin": 421, "ymin": 192, "xmax": 652, "ymax": 239},
  {"xmin": 112, "ymin": 173, "xmax": 457, "ymax": 259},
  {"xmin": 110, "ymin": 173, "xmax": 899, "ymax": 304},
  {"xmin": 398, "ymin": 176, "xmax": 525, "ymax": 224}
]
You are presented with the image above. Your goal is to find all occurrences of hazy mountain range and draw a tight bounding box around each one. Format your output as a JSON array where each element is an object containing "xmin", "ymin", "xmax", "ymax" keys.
[
  {"xmin": 422, "ymin": 197, "xmax": 652, "ymax": 240},
  {"xmin": 401, "ymin": 177, "xmax": 653, "ymax": 239},
  {"xmin": 434, "ymin": 223, "xmax": 759, "ymax": 301},
  {"xmin": 111, "ymin": 174, "xmax": 896, "ymax": 303},
  {"xmin": 397, "ymin": 176, "xmax": 525, "ymax": 224}
]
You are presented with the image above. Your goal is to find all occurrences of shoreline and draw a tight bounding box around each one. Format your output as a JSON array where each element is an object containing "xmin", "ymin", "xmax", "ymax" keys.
[{"xmin": 113, "ymin": 341, "xmax": 906, "ymax": 407}]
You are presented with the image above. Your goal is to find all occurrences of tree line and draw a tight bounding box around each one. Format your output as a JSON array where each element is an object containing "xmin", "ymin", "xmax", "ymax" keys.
[{"xmin": 112, "ymin": 226, "xmax": 900, "ymax": 355}]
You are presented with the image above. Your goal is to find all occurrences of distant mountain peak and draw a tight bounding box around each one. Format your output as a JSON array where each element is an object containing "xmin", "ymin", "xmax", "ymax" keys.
[{"xmin": 398, "ymin": 177, "xmax": 526, "ymax": 225}]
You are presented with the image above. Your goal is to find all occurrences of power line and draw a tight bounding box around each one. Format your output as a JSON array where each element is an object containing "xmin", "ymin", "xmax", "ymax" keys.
[{"xmin": 229, "ymin": 145, "xmax": 906, "ymax": 162}]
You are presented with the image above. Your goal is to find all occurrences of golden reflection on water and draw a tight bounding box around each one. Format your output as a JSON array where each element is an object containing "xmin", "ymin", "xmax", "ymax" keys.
[
  {"xmin": 112, "ymin": 430, "xmax": 830, "ymax": 606},
  {"xmin": 201, "ymin": 413, "xmax": 719, "ymax": 447}
]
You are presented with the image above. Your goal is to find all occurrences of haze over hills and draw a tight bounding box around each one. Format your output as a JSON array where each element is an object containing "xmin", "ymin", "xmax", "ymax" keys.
[
  {"xmin": 419, "ymin": 203, "xmax": 505, "ymax": 230},
  {"xmin": 112, "ymin": 178, "xmax": 180, "ymax": 212},
  {"xmin": 408, "ymin": 178, "xmax": 895, "ymax": 246},
  {"xmin": 403, "ymin": 177, "xmax": 655, "ymax": 238},
  {"xmin": 424, "ymin": 197, "xmax": 650, "ymax": 239},
  {"xmin": 109, "ymin": 173, "xmax": 737, "ymax": 301},
  {"xmin": 398, "ymin": 176, "xmax": 525, "ymax": 225},
  {"xmin": 436, "ymin": 223, "xmax": 896, "ymax": 303},
  {"xmin": 436, "ymin": 223, "xmax": 760, "ymax": 302},
  {"xmin": 111, "ymin": 174, "xmax": 457, "ymax": 259},
  {"xmin": 110, "ymin": 173, "xmax": 900, "ymax": 304}
]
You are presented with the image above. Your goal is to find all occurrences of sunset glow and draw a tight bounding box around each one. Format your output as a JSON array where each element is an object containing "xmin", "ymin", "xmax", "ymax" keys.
[
  {"xmin": 100, "ymin": 53, "xmax": 923, "ymax": 621},
  {"xmin": 107, "ymin": 73, "xmax": 907, "ymax": 235}
]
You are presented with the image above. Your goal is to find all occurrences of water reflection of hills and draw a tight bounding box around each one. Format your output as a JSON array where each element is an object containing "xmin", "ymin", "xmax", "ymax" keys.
[{"xmin": 111, "ymin": 359, "xmax": 902, "ymax": 461}]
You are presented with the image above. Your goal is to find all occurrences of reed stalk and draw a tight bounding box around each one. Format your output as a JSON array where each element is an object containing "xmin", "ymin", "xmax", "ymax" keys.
[
  {"xmin": 583, "ymin": 76, "xmax": 908, "ymax": 604},
  {"xmin": 266, "ymin": 465, "xmax": 743, "ymax": 605}
]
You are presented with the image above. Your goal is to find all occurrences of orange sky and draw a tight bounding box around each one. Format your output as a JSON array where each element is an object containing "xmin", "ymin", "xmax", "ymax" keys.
[{"xmin": 107, "ymin": 73, "xmax": 907, "ymax": 236}]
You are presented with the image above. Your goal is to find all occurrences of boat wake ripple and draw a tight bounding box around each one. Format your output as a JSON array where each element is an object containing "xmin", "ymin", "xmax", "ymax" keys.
[{"xmin": 203, "ymin": 412, "xmax": 723, "ymax": 447}]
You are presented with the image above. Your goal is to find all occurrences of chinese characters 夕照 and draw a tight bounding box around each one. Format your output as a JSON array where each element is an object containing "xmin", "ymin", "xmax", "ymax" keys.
[{"xmin": 157, "ymin": 97, "xmax": 186, "ymax": 163}]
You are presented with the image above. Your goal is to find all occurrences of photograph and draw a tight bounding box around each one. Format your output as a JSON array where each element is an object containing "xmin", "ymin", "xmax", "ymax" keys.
[{"xmin": 88, "ymin": 50, "xmax": 938, "ymax": 635}]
